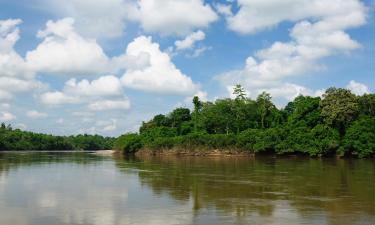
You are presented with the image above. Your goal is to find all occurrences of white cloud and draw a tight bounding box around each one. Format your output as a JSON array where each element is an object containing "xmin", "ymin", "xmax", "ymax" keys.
[
  {"xmin": 121, "ymin": 36, "xmax": 198, "ymax": 95},
  {"xmin": 103, "ymin": 119, "xmax": 117, "ymax": 131},
  {"xmin": 14, "ymin": 123, "xmax": 27, "ymax": 130},
  {"xmin": 26, "ymin": 18, "xmax": 110, "ymax": 76},
  {"xmin": 40, "ymin": 91, "xmax": 80, "ymax": 105},
  {"xmin": 56, "ymin": 118, "xmax": 64, "ymax": 124},
  {"xmin": 0, "ymin": 20, "xmax": 33, "ymax": 79},
  {"xmin": 26, "ymin": 110, "xmax": 48, "ymax": 119},
  {"xmin": 40, "ymin": 75, "xmax": 124, "ymax": 105},
  {"xmin": 0, "ymin": 19, "xmax": 32, "ymax": 79},
  {"xmin": 217, "ymin": 0, "xmax": 366, "ymax": 101},
  {"xmin": 214, "ymin": 3, "xmax": 232, "ymax": 16},
  {"xmin": 128, "ymin": 0, "xmax": 218, "ymax": 36},
  {"xmin": 346, "ymin": 80, "xmax": 370, "ymax": 95},
  {"xmin": 88, "ymin": 99, "xmax": 130, "ymax": 111},
  {"xmin": 37, "ymin": 0, "xmax": 129, "ymax": 39},
  {"xmin": 184, "ymin": 90, "xmax": 208, "ymax": 104},
  {"xmin": 175, "ymin": 30, "xmax": 205, "ymax": 50},
  {"xmin": 63, "ymin": 75, "xmax": 122, "ymax": 97},
  {"xmin": 226, "ymin": 0, "xmax": 366, "ymax": 34},
  {"xmin": 0, "ymin": 77, "xmax": 46, "ymax": 93},
  {"xmin": 0, "ymin": 111, "xmax": 15, "ymax": 121},
  {"xmin": 0, "ymin": 103, "xmax": 10, "ymax": 109},
  {"xmin": 0, "ymin": 90, "xmax": 12, "ymax": 100},
  {"xmin": 187, "ymin": 46, "xmax": 211, "ymax": 58},
  {"xmin": 0, "ymin": 19, "xmax": 46, "ymax": 101}
]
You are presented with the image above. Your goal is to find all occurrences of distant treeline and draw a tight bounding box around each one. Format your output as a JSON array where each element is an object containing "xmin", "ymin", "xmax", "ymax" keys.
[
  {"xmin": 115, "ymin": 86, "xmax": 375, "ymax": 158},
  {"xmin": 0, "ymin": 124, "xmax": 115, "ymax": 151}
]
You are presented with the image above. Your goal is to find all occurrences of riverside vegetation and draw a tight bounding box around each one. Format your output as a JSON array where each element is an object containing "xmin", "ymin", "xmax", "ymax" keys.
[
  {"xmin": 1, "ymin": 86, "xmax": 374, "ymax": 157},
  {"xmin": 0, "ymin": 124, "xmax": 114, "ymax": 151},
  {"xmin": 115, "ymin": 86, "xmax": 375, "ymax": 158}
]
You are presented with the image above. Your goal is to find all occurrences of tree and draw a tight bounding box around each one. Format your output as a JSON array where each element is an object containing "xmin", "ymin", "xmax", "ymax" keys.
[
  {"xmin": 256, "ymin": 92, "xmax": 274, "ymax": 128},
  {"xmin": 192, "ymin": 96, "xmax": 203, "ymax": 133},
  {"xmin": 200, "ymin": 100, "xmax": 235, "ymax": 134},
  {"xmin": 358, "ymin": 93, "xmax": 375, "ymax": 117},
  {"xmin": 232, "ymin": 85, "xmax": 247, "ymax": 133},
  {"xmin": 233, "ymin": 84, "xmax": 246, "ymax": 101},
  {"xmin": 320, "ymin": 88, "xmax": 359, "ymax": 136},
  {"xmin": 342, "ymin": 116, "xmax": 375, "ymax": 158},
  {"xmin": 114, "ymin": 133, "xmax": 143, "ymax": 153},
  {"xmin": 287, "ymin": 95, "xmax": 322, "ymax": 128}
]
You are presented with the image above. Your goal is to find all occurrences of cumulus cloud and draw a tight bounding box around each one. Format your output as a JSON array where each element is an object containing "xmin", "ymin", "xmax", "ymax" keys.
[
  {"xmin": 0, "ymin": 111, "xmax": 15, "ymax": 121},
  {"xmin": 214, "ymin": 3, "xmax": 232, "ymax": 16},
  {"xmin": 226, "ymin": 0, "xmax": 366, "ymax": 34},
  {"xmin": 0, "ymin": 19, "xmax": 46, "ymax": 101},
  {"xmin": 37, "ymin": 0, "xmax": 129, "ymax": 39},
  {"xmin": 217, "ymin": 0, "xmax": 366, "ymax": 101},
  {"xmin": 40, "ymin": 91, "xmax": 80, "ymax": 105},
  {"xmin": 26, "ymin": 18, "xmax": 110, "ymax": 76},
  {"xmin": 88, "ymin": 99, "xmax": 130, "ymax": 111},
  {"xmin": 0, "ymin": 19, "xmax": 33, "ymax": 79},
  {"xmin": 346, "ymin": 80, "xmax": 370, "ymax": 95},
  {"xmin": 26, "ymin": 110, "xmax": 48, "ymax": 119},
  {"xmin": 63, "ymin": 75, "xmax": 123, "ymax": 97},
  {"xmin": 128, "ymin": 0, "xmax": 218, "ymax": 36},
  {"xmin": 121, "ymin": 36, "xmax": 198, "ymax": 95},
  {"xmin": 40, "ymin": 75, "xmax": 124, "ymax": 105},
  {"xmin": 184, "ymin": 90, "xmax": 208, "ymax": 105},
  {"xmin": 175, "ymin": 30, "xmax": 205, "ymax": 50}
]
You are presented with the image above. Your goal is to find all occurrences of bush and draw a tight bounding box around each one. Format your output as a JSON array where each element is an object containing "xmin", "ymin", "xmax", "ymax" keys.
[
  {"xmin": 342, "ymin": 117, "xmax": 375, "ymax": 158},
  {"xmin": 114, "ymin": 133, "xmax": 143, "ymax": 153}
]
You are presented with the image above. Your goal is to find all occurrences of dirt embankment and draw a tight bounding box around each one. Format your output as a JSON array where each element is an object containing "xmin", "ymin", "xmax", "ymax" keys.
[{"xmin": 134, "ymin": 148, "xmax": 255, "ymax": 157}]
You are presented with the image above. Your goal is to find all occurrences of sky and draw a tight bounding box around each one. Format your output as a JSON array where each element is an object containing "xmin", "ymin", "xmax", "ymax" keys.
[{"xmin": 0, "ymin": 0, "xmax": 374, "ymax": 136}]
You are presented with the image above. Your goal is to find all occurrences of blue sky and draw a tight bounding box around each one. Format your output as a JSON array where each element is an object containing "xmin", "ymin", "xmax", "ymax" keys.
[{"xmin": 0, "ymin": 0, "xmax": 374, "ymax": 136}]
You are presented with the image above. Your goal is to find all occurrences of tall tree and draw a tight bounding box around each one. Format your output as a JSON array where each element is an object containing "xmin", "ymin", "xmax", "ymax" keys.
[
  {"xmin": 358, "ymin": 94, "xmax": 375, "ymax": 117},
  {"xmin": 320, "ymin": 88, "xmax": 359, "ymax": 136},
  {"xmin": 192, "ymin": 96, "xmax": 203, "ymax": 133},
  {"xmin": 232, "ymin": 85, "xmax": 247, "ymax": 133},
  {"xmin": 233, "ymin": 84, "xmax": 246, "ymax": 101},
  {"xmin": 256, "ymin": 92, "xmax": 274, "ymax": 128}
]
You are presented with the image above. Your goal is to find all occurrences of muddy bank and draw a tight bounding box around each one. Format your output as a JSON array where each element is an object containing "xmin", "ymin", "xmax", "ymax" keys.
[
  {"xmin": 92, "ymin": 150, "xmax": 115, "ymax": 156},
  {"xmin": 134, "ymin": 148, "xmax": 255, "ymax": 157}
]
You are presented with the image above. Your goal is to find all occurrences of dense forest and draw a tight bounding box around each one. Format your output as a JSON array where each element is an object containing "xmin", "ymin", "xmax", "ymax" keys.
[
  {"xmin": 115, "ymin": 86, "xmax": 375, "ymax": 158},
  {"xmin": 0, "ymin": 124, "xmax": 114, "ymax": 151}
]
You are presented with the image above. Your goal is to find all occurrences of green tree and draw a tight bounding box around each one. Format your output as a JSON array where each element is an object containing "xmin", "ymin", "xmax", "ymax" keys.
[
  {"xmin": 192, "ymin": 96, "xmax": 203, "ymax": 133},
  {"xmin": 342, "ymin": 116, "xmax": 375, "ymax": 158},
  {"xmin": 169, "ymin": 108, "xmax": 191, "ymax": 130},
  {"xmin": 232, "ymin": 85, "xmax": 247, "ymax": 133},
  {"xmin": 114, "ymin": 133, "xmax": 143, "ymax": 153},
  {"xmin": 287, "ymin": 95, "xmax": 322, "ymax": 128},
  {"xmin": 358, "ymin": 94, "xmax": 375, "ymax": 117},
  {"xmin": 233, "ymin": 84, "xmax": 246, "ymax": 101},
  {"xmin": 320, "ymin": 88, "xmax": 359, "ymax": 136},
  {"xmin": 256, "ymin": 92, "xmax": 274, "ymax": 128}
]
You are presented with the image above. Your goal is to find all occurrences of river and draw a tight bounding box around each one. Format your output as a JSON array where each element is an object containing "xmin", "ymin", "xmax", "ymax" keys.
[{"xmin": 0, "ymin": 152, "xmax": 374, "ymax": 225}]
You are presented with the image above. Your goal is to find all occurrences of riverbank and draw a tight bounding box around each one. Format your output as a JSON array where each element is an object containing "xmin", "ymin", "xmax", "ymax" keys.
[
  {"xmin": 91, "ymin": 150, "xmax": 116, "ymax": 156},
  {"xmin": 135, "ymin": 148, "xmax": 255, "ymax": 157}
]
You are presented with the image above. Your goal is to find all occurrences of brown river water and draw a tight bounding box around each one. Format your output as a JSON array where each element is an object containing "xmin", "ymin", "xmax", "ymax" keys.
[{"xmin": 0, "ymin": 152, "xmax": 374, "ymax": 225}]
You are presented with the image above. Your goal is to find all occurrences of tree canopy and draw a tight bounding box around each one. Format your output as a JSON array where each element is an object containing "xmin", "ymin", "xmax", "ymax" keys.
[{"xmin": 115, "ymin": 85, "xmax": 375, "ymax": 158}]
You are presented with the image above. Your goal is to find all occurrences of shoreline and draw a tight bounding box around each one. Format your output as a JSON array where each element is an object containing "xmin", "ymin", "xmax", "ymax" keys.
[
  {"xmin": 130, "ymin": 148, "xmax": 375, "ymax": 159},
  {"xmin": 136, "ymin": 148, "xmax": 256, "ymax": 157}
]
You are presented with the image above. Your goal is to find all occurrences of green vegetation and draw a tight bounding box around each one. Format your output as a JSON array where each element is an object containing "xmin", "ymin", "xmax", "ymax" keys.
[
  {"xmin": 0, "ymin": 123, "xmax": 114, "ymax": 151},
  {"xmin": 115, "ymin": 86, "xmax": 375, "ymax": 158}
]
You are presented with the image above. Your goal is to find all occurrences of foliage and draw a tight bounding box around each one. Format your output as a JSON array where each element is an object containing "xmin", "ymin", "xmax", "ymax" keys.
[
  {"xmin": 0, "ymin": 124, "xmax": 114, "ymax": 151},
  {"xmin": 114, "ymin": 133, "xmax": 143, "ymax": 153},
  {"xmin": 342, "ymin": 116, "xmax": 375, "ymax": 158},
  {"xmin": 320, "ymin": 87, "xmax": 359, "ymax": 135},
  {"xmin": 116, "ymin": 86, "xmax": 374, "ymax": 157}
]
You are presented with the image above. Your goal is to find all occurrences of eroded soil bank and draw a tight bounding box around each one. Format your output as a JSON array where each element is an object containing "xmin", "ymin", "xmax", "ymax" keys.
[{"xmin": 134, "ymin": 148, "xmax": 255, "ymax": 157}]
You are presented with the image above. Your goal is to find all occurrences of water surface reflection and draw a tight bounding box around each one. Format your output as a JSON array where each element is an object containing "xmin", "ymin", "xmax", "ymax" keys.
[{"xmin": 0, "ymin": 152, "xmax": 374, "ymax": 225}]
